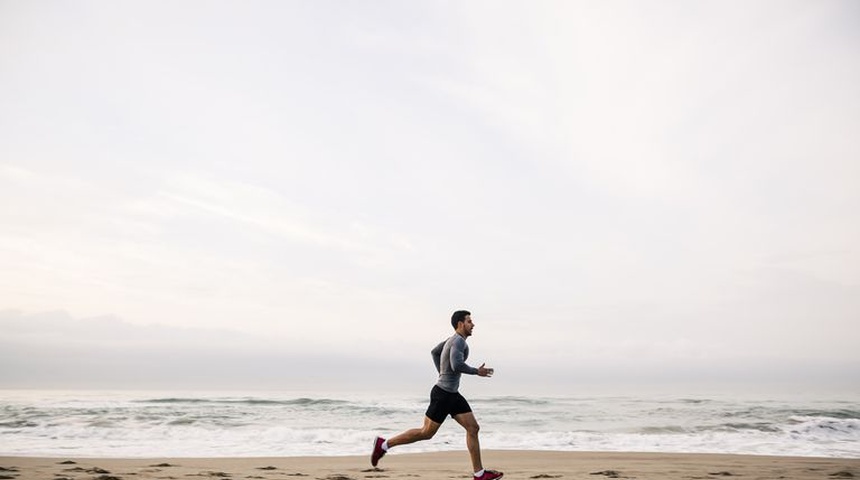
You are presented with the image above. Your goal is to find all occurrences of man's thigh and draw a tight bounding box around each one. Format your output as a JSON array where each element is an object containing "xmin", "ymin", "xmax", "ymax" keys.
[
  {"xmin": 422, "ymin": 415, "xmax": 443, "ymax": 436},
  {"xmin": 453, "ymin": 411, "xmax": 479, "ymax": 431}
]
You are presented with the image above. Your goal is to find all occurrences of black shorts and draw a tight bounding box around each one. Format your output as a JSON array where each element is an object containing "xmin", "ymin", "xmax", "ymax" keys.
[{"xmin": 425, "ymin": 385, "xmax": 472, "ymax": 424}]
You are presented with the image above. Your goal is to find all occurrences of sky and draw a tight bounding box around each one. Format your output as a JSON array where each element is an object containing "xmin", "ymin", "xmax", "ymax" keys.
[{"xmin": 1, "ymin": 1, "xmax": 859, "ymax": 394}]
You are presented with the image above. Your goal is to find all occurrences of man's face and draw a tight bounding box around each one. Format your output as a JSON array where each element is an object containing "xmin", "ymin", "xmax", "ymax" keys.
[{"xmin": 461, "ymin": 315, "xmax": 474, "ymax": 337}]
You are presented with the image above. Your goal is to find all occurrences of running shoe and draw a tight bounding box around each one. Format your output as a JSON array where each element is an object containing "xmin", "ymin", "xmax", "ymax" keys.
[
  {"xmin": 371, "ymin": 436, "xmax": 386, "ymax": 467},
  {"xmin": 475, "ymin": 470, "xmax": 504, "ymax": 480}
]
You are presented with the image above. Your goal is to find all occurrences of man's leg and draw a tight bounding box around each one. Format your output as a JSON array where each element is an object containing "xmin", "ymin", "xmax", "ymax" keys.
[
  {"xmin": 453, "ymin": 412, "xmax": 482, "ymax": 473},
  {"xmin": 372, "ymin": 416, "xmax": 441, "ymax": 466},
  {"xmin": 387, "ymin": 415, "xmax": 442, "ymax": 447}
]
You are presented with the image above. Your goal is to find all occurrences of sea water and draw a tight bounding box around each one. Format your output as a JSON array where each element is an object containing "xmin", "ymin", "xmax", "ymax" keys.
[{"xmin": 0, "ymin": 390, "xmax": 857, "ymax": 458}]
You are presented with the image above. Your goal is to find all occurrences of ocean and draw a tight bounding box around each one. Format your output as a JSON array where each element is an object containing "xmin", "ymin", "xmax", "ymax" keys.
[{"xmin": 1, "ymin": 390, "xmax": 858, "ymax": 459}]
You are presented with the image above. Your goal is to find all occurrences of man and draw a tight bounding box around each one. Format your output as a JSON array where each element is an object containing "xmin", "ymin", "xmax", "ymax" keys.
[{"xmin": 371, "ymin": 310, "xmax": 503, "ymax": 480}]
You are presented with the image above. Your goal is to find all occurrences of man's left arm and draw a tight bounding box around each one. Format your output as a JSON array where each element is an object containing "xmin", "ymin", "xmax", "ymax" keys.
[{"xmin": 430, "ymin": 340, "xmax": 445, "ymax": 373}]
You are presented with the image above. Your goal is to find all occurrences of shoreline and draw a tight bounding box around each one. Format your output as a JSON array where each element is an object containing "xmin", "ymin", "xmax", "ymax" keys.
[{"xmin": 2, "ymin": 451, "xmax": 858, "ymax": 480}]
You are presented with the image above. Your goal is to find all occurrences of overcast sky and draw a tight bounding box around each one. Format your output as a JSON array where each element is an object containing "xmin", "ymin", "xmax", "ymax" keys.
[{"xmin": 1, "ymin": 1, "xmax": 858, "ymax": 394}]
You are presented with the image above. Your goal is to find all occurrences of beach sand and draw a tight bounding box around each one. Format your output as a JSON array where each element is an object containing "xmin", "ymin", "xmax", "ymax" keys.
[{"xmin": 1, "ymin": 451, "xmax": 858, "ymax": 480}]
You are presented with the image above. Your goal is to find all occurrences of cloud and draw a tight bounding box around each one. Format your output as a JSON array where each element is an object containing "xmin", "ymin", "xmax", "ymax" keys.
[
  {"xmin": 153, "ymin": 174, "xmax": 367, "ymax": 252},
  {"xmin": 0, "ymin": 309, "xmax": 430, "ymax": 391}
]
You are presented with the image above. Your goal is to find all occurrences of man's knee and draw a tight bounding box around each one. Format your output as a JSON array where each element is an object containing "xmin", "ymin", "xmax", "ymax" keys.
[
  {"xmin": 419, "ymin": 427, "xmax": 437, "ymax": 440},
  {"xmin": 454, "ymin": 412, "xmax": 480, "ymax": 436},
  {"xmin": 465, "ymin": 421, "xmax": 480, "ymax": 436}
]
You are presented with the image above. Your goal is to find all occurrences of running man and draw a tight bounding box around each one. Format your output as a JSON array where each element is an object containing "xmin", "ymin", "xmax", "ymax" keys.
[{"xmin": 371, "ymin": 310, "xmax": 503, "ymax": 480}]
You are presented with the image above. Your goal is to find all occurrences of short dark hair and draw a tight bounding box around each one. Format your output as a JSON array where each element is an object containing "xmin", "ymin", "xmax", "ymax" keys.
[{"xmin": 451, "ymin": 310, "xmax": 471, "ymax": 330}]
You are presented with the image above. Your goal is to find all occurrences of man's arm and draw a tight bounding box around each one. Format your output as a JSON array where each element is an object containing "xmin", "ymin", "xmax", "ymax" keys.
[
  {"xmin": 430, "ymin": 340, "xmax": 445, "ymax": 373},
  {"xmin": 449, "ymin": 337, "xmax": 479, "ymax": 375}
]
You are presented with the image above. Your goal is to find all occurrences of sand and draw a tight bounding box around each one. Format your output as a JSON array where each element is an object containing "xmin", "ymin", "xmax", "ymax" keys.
[{"xmin": 1, "ymin": 451, "xmax": 858, "ymax": 480}]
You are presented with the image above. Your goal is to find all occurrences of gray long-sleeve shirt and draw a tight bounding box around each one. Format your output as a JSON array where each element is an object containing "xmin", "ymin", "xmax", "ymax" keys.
[{"xmin": 431, "ymin": 334, "xmax": 479, "ymax": 393}]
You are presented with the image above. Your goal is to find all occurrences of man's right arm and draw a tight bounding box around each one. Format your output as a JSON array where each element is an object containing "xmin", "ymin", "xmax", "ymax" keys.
[{"xmin": 430, "ymin": 340, "xmax": 445, "ymax": 373}]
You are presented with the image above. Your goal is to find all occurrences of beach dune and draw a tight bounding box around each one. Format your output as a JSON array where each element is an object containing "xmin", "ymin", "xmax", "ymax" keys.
[{"xmin": 2, "ymin": 451, "xmax": 858, "ymax": 480}]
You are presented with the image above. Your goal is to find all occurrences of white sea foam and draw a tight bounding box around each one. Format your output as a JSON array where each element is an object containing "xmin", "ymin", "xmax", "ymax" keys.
[{"xmin": 1, "ymin": 391, "xmax": 857, "ymax": 458}]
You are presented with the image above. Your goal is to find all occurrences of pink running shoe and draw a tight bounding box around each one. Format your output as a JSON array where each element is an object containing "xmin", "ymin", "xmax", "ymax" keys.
[
  {"xmin": 371, "ymin": 437, "xmax": 386, "ymax": 467},
  {"xmin": 475, "ymin": 470, "xmax": 504, "ymax": 480}
]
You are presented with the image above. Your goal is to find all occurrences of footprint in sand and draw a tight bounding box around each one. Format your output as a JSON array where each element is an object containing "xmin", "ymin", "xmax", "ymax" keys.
[
  {"xmin": 530, "ymin": 475, "xmax": 562, "ymax": 479},
  {"xmin": 0, "ymin": 467, "xmax": 18, "ymax": 480},
  {"xmin": 323, "ymin": 475, "xmax": 356, "ymax": 480},
  {"xmin": 589, "ymin": 471, "xmax": 624, "ymax": 479},
  {"xmin": 829, "ymin": 472, "xmax": 855, "ymax": 478}
]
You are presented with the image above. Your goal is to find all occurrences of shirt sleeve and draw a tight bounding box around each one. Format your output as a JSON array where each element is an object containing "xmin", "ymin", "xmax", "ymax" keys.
[
  {"xmin": 450, "ymin": 336, "xmax": 479, "ymax": 375},
  {"xmin": 431, "ymin": 340, "xmax": 445, "ymax": 373}
]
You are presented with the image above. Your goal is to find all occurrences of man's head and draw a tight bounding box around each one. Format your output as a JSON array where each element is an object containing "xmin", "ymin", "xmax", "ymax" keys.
[{"xmin": 451, "ymin": 310, "xmax": 474, "ymax": 337}]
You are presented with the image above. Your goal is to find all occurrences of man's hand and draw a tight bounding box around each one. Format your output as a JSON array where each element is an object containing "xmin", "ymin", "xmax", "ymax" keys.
[{"xmin": 478, "ymin": 363, "xmax": 494, "ymax": 377}]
